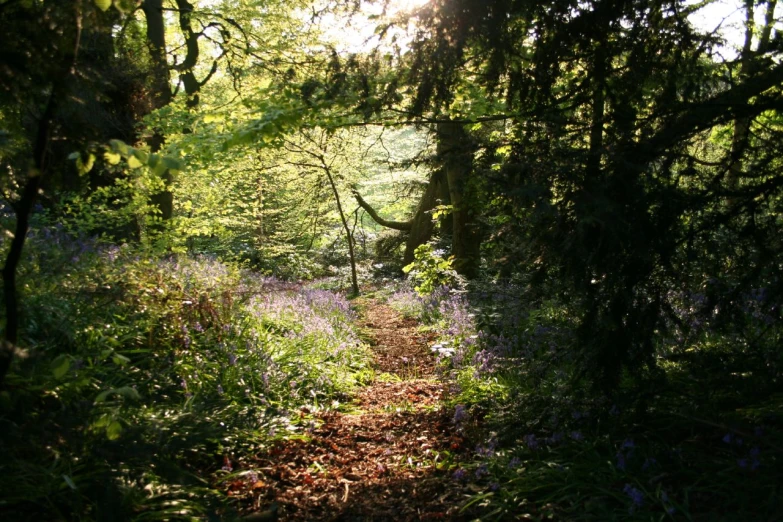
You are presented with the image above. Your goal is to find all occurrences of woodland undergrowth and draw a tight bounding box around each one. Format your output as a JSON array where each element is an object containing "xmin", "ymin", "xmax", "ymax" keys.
[
  {"xmin": 1, "ymin": 222, "xmax": 781, "ymax": 521},
  {"xmin": 0, "ymin": 223, "xmax": 372, "ymax": 521},
  {"xmin": 387, "ymin": 276, "xmax": 782, "ymax": 521}
]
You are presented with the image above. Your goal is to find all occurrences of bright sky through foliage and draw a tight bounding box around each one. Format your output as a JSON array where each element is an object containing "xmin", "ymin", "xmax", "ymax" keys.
[
  {"xmin": 688, "ymin": 0, "xmax": 783, "ymax": 59},
  {"xmin": 317, "ymin": 0, "xmax": 431, "ymax": 54}
]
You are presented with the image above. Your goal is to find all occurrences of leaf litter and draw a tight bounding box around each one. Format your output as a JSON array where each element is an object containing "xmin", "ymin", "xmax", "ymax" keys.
[{"xmin": 224, "ymin": 298, "xmax": 475, "ymax": 521}]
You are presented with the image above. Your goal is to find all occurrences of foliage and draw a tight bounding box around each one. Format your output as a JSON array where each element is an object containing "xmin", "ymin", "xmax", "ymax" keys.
[
  {"xmin": 397, "ymin": 277, "xmax": 782, "ymax": 520},
  {"xmin": 402, "ymin": 243, "xmax": 459, "ymax": 296},
  {"xmin": 0, "ymin": 224, "xmax": 370, "ymax": 520},
  {"xmin": 2, "ymin": 0, "xmax": 783, "ymax": 520}
]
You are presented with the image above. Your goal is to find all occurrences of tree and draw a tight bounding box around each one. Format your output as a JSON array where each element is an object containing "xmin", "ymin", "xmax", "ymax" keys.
[
  {"xmin": 393, "ymin": 0, "xmax": 783, "ymax": 390},
  {"xmin": 283, "ymin": 128, "xmax": 365, "ymax": 294},
  {"xmin": 0, "ymin": 0, "xmax": 91, "ymax": 386}
]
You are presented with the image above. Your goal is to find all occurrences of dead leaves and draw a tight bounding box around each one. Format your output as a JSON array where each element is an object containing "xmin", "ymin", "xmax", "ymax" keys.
[{"xmin": 222, "ymin": 298, "xmax": 473, "ymax": 521}]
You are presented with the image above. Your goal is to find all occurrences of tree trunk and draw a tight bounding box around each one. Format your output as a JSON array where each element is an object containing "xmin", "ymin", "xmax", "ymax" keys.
[
  {"xmin": 324, "ymin": 166, "xmax": 360, "ymax": 295},
  {"xmin": 142, "ymin": 0, "xmax": 174, "ymax": 227},
  {"xmin": 0, "ymin": 98, "xmax": 54, "ymax": 386},
  {"xmin": 437, "ymin": 121, "xmax": 479, "ymax": 278},
  {"xmin": 403, "ymin": 169, "xmax": 449, "ymax": 265},
  {"xmin": 1, "ymin": 0, "xmax": 82, "ymax": 385}
]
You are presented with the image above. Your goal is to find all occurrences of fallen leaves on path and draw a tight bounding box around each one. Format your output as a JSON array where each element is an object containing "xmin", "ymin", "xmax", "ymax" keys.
[{"xmin": 225, "ymin": 297, "xmax": 474, "ymax": 521}]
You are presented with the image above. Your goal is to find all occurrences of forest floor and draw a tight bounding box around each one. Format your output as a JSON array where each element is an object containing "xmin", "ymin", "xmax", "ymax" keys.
[{"xmin": 230, "ymin": 297, "xmax": 474, "ymax": 521}]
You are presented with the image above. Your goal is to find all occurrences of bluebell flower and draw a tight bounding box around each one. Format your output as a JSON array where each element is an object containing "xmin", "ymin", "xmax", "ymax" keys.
[
  {"xmin": 453, "ymin": 404, "xmax": 468, "ymax": 423},
  {"xmin": 570, "ymin": 431, "xmax": 583, "ymax": 441},
  {"xmin": 508, "ymin": 457, "xmax": 521, "ymax": 468},
  {"xmin": 616, "ymin": 452, "xmax": 627, "ymax": 470},
  {"xmin": 722, "ymin": 433, "xmax": 733, "ymax": 444},
  {"xmin": 489, "ymin": 482, "xmax": 500, "ymax": 491},
  {"xmin": 524, "ymin": 434, "xmax": 538, "ymax": 450},
  {"xmin": 453, "ymin": 468, "xmax": 467, "ymax": 481},
  {"xmin": 623, "ymin": 484, "xmax": 644, "ymax": 508},
  {"xmin": 475, "ymin": 463, "xmax": 489, "ymax": 478}
]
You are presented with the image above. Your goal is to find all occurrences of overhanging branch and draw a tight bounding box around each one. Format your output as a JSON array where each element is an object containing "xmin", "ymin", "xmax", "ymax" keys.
[{"xmin": 352, "ymin": 190, "xmax": 412, "ymax": 231}]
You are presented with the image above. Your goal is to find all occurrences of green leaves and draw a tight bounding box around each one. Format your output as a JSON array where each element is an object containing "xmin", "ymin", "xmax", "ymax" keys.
[
  {"xmin": 51, "ymin": 355, "xmax": 71, "ymax": 380},
  {"xmin": 68, "ymin": 141, "xmax": 184, "ymax": 177},
  {"xmin": 94, "ymin": 386, "xmax": 140, "ymax": 403},
  {"xmin": 403, "ymin": 244, "xmax": 459, "ymax": 296},
  {"xmin": 91, "ymin": 414, "xmax": 124, "ymax": 440},
  {"xmin": 94, "ymin": 0, "xmax": 112, "ymax": 12},
  {"xmin": 68, "ymin": 152, "xmax": 96, "ymax": 176}
]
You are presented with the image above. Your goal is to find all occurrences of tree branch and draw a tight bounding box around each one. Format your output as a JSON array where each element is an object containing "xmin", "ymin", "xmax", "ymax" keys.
[{"xmin": 351, "ymin": 190, "xmax": 412, "ymax": 231}]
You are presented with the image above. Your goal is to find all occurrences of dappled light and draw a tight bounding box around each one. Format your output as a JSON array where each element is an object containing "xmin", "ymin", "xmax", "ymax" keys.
[{"xmin": 2, "ymin": 0, "xmax": 782, "ymax": 520}]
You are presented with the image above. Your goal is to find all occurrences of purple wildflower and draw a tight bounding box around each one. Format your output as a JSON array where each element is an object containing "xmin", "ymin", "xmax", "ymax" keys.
[
  {"xmin": 616, "ymin": 452, "xmax": 627, "ymax": 471},
  {"xmin": 453, "ymin": 468, "xmax": 467, "ymax": 481},
  {"xmin": 570, "ymin": 431, "xmax": 584, "ymax": 441},
  {"xmin": 508, "ymin": 457, "xmax": 521, "ymax": 468},
  {"xmin": 475, "ymin": 463, "xmax": 489, "ymax": 479},
  {"xmin": 524, "ymin": 434, "xmax": 538, "ymax": 450},
  {"xmin": 623, "ymin": 484, "xmax": 644, "ymax": 508},
  {"xmin": 453, "ymin": 404, "xmax": 468, "ymax": 423}
]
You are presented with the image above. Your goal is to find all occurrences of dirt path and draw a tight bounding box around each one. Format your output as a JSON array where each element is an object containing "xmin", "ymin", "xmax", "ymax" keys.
[{"xmin": 233, "ymin": 298, "xmax": 471, "ymax": 521}]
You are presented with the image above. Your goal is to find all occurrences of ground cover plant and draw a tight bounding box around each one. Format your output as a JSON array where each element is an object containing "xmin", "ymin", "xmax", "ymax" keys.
[
  {"xmin": 386, "ymin": 275, "xmax": 782, "ymax": 520},
  {"xmin": 0, "ymin": 223, "xmax": 371, "ymax": 520}
]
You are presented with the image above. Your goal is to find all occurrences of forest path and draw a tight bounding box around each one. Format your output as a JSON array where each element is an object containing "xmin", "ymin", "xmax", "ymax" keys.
[{"xmin": 240, "ymin": 297, "xmax": 471, "ymax": 521}]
